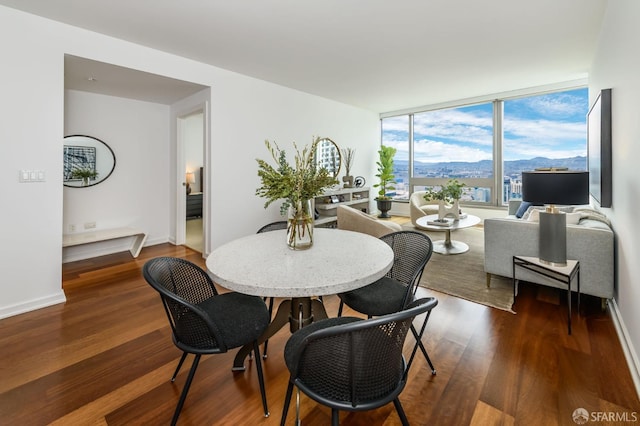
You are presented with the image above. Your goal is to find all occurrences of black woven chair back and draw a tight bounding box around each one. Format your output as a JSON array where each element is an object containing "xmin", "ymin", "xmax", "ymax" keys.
[
  {"xmin": 290, "ymin": 297, "xmax": 437, "ymax": 410},
  {"xmin": 143, "ymin": 257, "xmax": 225, "ymax": 352},
  {"xmin": 257, "ymin": 221, "xmax": 288, "ymax": 233},
  {"xmin": 381, "ymin": 231, "xmax": 433, "ymax": 302}
]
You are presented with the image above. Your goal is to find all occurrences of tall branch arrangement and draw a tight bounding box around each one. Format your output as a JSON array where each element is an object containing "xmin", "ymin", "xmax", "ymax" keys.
[
  {"xmin": 341, "ymin": 147, "xmax": 355, "ymax": 176},
  {"xmin": 256, "ymin": 137, "xmax": 338, "ymax": 215}
]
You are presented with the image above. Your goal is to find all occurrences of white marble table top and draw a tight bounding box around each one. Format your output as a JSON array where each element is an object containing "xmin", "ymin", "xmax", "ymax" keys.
[
  {"xmin": 416, "ymin": 214, "xmax": 481, "ymax": 231},
  {"xmin": 206, "ymin": 228, "xmax": 394, "ymax": 297}
]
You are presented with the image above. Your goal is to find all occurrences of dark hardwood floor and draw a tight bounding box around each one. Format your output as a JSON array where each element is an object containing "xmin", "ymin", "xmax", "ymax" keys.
[{"xmin": 1, "ymin": 243, "xmax": 638, "ymax": 425}]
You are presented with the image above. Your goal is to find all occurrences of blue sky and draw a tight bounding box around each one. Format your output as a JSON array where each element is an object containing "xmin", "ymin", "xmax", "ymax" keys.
[{"xmin": 382, "ymin": 88, "xmax": 589, "ymax": 163}]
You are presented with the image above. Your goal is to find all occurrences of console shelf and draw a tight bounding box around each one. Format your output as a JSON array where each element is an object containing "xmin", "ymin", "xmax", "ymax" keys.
[{"xmin": 315, "ymin": 187, "xmax": 370, "ymax": 226}]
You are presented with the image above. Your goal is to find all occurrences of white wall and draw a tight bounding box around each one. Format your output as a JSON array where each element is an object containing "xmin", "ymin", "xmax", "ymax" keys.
[
  {"xmin": 205, "ymin": 74, "xmax": 380, "ymax": 251},
  {"xmin": 62, "ymin": 90, "xmax": 171, "ymax": 261},
  {"xmin": 589, "ymin": 0, "xmax": 640, "ymax": 394},
  {"xmin": 0, "ymin": 6, "xmax": 378, "ymax": 318}
]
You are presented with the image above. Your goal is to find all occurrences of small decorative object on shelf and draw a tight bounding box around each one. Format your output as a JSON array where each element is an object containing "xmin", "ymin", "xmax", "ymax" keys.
[
  {"xmin": 256, "ymin": 137, "xmax": 338, "ymax": 250},
  {"xmin": 341, "ymin": 147, "xmax": 355, "ymax": 188},
  {"xmin": 354, "ymin": 176, "xmax": 365, "ymax": 188}
]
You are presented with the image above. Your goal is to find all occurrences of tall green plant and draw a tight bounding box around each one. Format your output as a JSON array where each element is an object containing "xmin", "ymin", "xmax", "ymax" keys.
[{"xmin": 374, "ymin": 145, "xmax": 397, "ymax": 200}]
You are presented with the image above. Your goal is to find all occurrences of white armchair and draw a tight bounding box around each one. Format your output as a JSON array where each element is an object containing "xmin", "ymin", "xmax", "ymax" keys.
[{"xmin": 410, "ymin": 191, "xmax": 440, "ymax": 229}]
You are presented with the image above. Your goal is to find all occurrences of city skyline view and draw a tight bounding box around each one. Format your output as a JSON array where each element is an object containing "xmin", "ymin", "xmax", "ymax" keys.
[{"xmin": 382, "ymin": 88, "xmax": 589, "ymax": 202}]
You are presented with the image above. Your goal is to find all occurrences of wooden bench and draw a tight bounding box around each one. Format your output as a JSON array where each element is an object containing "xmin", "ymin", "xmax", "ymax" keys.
[{"xmin": 63, "ymin": 227, "xmax": 147, "ymax": 258}]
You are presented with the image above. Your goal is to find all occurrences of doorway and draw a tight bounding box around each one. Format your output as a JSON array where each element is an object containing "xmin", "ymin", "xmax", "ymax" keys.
[{"xmin": 179, "ymin": 111, "xmax": 205, "ymax": 253}]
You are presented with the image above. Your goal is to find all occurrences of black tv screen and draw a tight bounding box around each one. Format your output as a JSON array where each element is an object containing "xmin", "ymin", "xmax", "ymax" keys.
[{"xmin": 587, "ymin": 88, "xmax": 612, "ymax": 207}]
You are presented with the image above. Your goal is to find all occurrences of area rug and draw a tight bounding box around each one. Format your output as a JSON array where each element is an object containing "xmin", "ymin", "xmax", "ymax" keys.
[{"xmin": 401, "ymin": 222, "xmax": 515, "ymax": 313}]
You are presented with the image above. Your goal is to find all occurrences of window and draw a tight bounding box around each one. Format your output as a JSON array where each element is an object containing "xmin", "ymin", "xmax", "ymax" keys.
[
  {"xmin": 381, "ymin": 87, "xmax": 588, "ymax": 205},
  {"xmin": 381, "ymin": 115, "xmax": 409, "ymax": 199},
  {"xmin": 502, "ymin": 88, "xmax": 588, "ymax": 203},
  {"xmin": 412, "ymin": 102, "xmax": 494, "ymax": 203}
]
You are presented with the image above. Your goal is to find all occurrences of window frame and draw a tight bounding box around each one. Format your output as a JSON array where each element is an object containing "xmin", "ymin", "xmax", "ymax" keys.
[{"xmin": 381, "ymin": 83, "xmax": 588, "ymax": 207}]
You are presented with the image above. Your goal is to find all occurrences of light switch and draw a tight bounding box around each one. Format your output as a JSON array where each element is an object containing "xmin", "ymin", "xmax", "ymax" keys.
[{"xmin": 19, "ymin": 170, "xmax": 46, "ymax": 183}]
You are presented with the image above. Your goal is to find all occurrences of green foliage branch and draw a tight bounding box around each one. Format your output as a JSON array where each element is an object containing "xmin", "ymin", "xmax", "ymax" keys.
[
  {"xmin": 423, "ymin": 178, "xmax": 466, "ymax": 203},
  {"xmin": 71, "ymin": 167, "xmax": 98, "ymax": 179},
  {"xmin": 256, "ymin": 137, "xmax": 338, "ymax": 215}
]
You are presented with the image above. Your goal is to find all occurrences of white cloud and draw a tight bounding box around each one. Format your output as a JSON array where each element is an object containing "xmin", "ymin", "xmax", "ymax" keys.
[
  {"xmin": 383, "ymin": 92, "xmax": 587, "ymax": 163},
  {"xmin": 413, "ymin": 138, "xmax": 492, "ymax": 163},
  {"xmin": 520, "ymin": 93, "xmax": 585, "ymax": 117},
  {"xmin": 413, "ymin": 109, "xmax": 493, "ymax": 146}
]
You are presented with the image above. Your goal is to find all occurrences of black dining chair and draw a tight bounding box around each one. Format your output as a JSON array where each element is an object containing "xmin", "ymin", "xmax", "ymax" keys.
[
  {"xmin": 337, "ymin": 230, "xmax": 437, "ymax": 374},
  {"xmin": 143, "ymin": 257, "xmax": 270, "ymax": 425},
  {"xmin": 256, "ymin": 221, "xmax": 288, "ymax": 357},
  {"xmin": 281, "ymin": 297, "xmax": 438, "ymax": 426}
]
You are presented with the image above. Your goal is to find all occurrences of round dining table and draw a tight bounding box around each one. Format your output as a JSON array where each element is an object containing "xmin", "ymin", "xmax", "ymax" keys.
[{"xmin": 206, "ymin": 227, "xmax": 394, "ymax": 370}]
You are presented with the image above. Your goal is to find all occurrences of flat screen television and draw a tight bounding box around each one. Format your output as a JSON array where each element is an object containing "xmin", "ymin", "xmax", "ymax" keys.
[{"xmin": 587, "ymin": 88, "xmax": 612, "ymax": 207}]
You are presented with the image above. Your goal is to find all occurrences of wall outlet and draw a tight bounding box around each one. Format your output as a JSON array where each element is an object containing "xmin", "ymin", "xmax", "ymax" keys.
[
  {"xmin": 84, "ymin": 222, "xmax": 96, "ymax": 230},
  {"xmin": 69, "ymin": 224, "xmax": 76, "ymax": 232}
]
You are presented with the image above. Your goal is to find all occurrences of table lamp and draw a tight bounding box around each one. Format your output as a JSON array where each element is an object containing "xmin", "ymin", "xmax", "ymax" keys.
[
  {"xmin": 185, "ymin": 172, "xmax": 195, "ymax": 195},
  {"xmin": 521, "ymin": 170, "xmax": 589, "ymax": 266}
]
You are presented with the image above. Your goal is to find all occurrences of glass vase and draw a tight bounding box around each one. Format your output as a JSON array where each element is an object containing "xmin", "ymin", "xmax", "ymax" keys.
[{"xmin": 287, "ymin": 199, "xmax": 314, "ymax": 250}]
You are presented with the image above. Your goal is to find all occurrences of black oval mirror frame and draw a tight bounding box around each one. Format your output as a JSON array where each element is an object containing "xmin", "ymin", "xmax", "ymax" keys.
[{"xmin": 63, "ymin": 135, "xmax": 116, "ymax": 188}]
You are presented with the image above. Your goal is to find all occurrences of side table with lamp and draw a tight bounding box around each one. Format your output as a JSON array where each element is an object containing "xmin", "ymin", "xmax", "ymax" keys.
[{"xmin": 514, "ymin": 169, "xmax": 589, "ymax": 334}]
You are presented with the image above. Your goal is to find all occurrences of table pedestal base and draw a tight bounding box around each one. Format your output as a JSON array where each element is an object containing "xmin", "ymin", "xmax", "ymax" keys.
[
  {"xmin": 432, "ymin": 229, "xmax": 470, "ymax": 255},
  {"xmin": 232, "ymin": 296, "xmax": 327, "ymax": 371}
]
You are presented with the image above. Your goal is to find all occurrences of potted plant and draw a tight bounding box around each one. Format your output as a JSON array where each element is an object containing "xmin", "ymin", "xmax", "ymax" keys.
[
  {"xmin": 71, "ymin": 167, "xmax": 98, "ymax": 186},
  {"xmin": 373, "ymin": 145, "xmax": 397, "ymax": 218},
  {"xmin": 256, "ymin": 137, "xmax": 338, "ymax": 249},
  {"xmin": 423, "ymin": 178, "xmax": 466, "ymax": 220}
]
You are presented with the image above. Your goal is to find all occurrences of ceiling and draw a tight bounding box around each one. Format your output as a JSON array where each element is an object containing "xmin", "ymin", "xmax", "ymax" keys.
[
  {"xmin": 0, "ymin": 0, "xmax": 607, "ymax": 112},
  {"xmin": 64, "ymin": 55, "xmax": 208, "ymax": 105}
]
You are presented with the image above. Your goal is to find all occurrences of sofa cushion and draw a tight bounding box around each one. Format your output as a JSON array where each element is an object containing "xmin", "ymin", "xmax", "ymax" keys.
[
  {"xmin": 521, "ymin": 205, "xmax": 574, "ymax": 221},
  {"xmin": 515, "ymin": 201, "xmax": 532, "ymax": 218},
  {"xmin": 336, "ymin": 205, "xmax": 401, "ymax": 238},
  {"xmin": 526, "ymin": 209, "xmax": 582, "ymax": 224}
]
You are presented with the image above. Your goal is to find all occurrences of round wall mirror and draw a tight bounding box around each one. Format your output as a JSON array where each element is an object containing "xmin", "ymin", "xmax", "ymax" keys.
[
  {"xmin": 63, "ymin": 135, "xmax": 116, "ymax": 188},
  {"xmin": 315, "ymin": 138, "xmax": 341, "ymax": 177}
]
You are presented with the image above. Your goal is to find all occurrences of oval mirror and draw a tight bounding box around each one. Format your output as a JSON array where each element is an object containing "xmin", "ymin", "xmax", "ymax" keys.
[
  {"xmin": 63, "ymin": 135, "xmax": 116, "ymax": 188},
  {"xmin": 315, "ymin": 137, "xmax": 341, "ymax": 178}
]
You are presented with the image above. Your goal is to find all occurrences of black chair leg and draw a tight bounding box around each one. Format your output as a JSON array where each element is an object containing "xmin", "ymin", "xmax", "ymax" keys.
[
  {"xmin": 281, "ymin": 381, "xmax": 294, "ymax": 426},
  {"xmin": 407, "ymin": 310, "xmax": 436, "ymax": 375},
  {"xmin": 331, "ymin": 409, "xmax": 340, "ymax": 426},
  {"xmin": 417, "ymin": 337, "xmax": 436, "ymax": 374},
  {"xmin": 171, "ymin": 352, "xmax": 188, "ymax": 382},
  {"xmin": 337, "ymin": 300, "xmax": 344, "ymax": 317},
  {"xmin": 253, "ymin": 342, "xmax": 269, "ymax": 417},
  {"xmin": 393, "ymin": 398, "xmax": 410, "ymax": 426},
  {"xmin": 171, "ymin": 353, "xmax": 201, "ymax": 426},
  {"xmin": 263, "ymin": 297, "xmax": 274, "ymax": 358}
]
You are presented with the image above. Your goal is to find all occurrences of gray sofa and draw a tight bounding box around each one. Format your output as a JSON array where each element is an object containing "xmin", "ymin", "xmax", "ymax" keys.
[{"xmin": 484, "ymin": 204, "xmax": 614, "ymax": 300}]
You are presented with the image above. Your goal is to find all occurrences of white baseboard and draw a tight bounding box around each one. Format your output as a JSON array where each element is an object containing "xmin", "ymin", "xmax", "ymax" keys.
[
  {"xmin": 609, "ymin": 298, "xmax": 640, "ymax": 400},
  {"xmin": 0, "ymin": 291, "xmax": 66, "ymax": 320}
]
